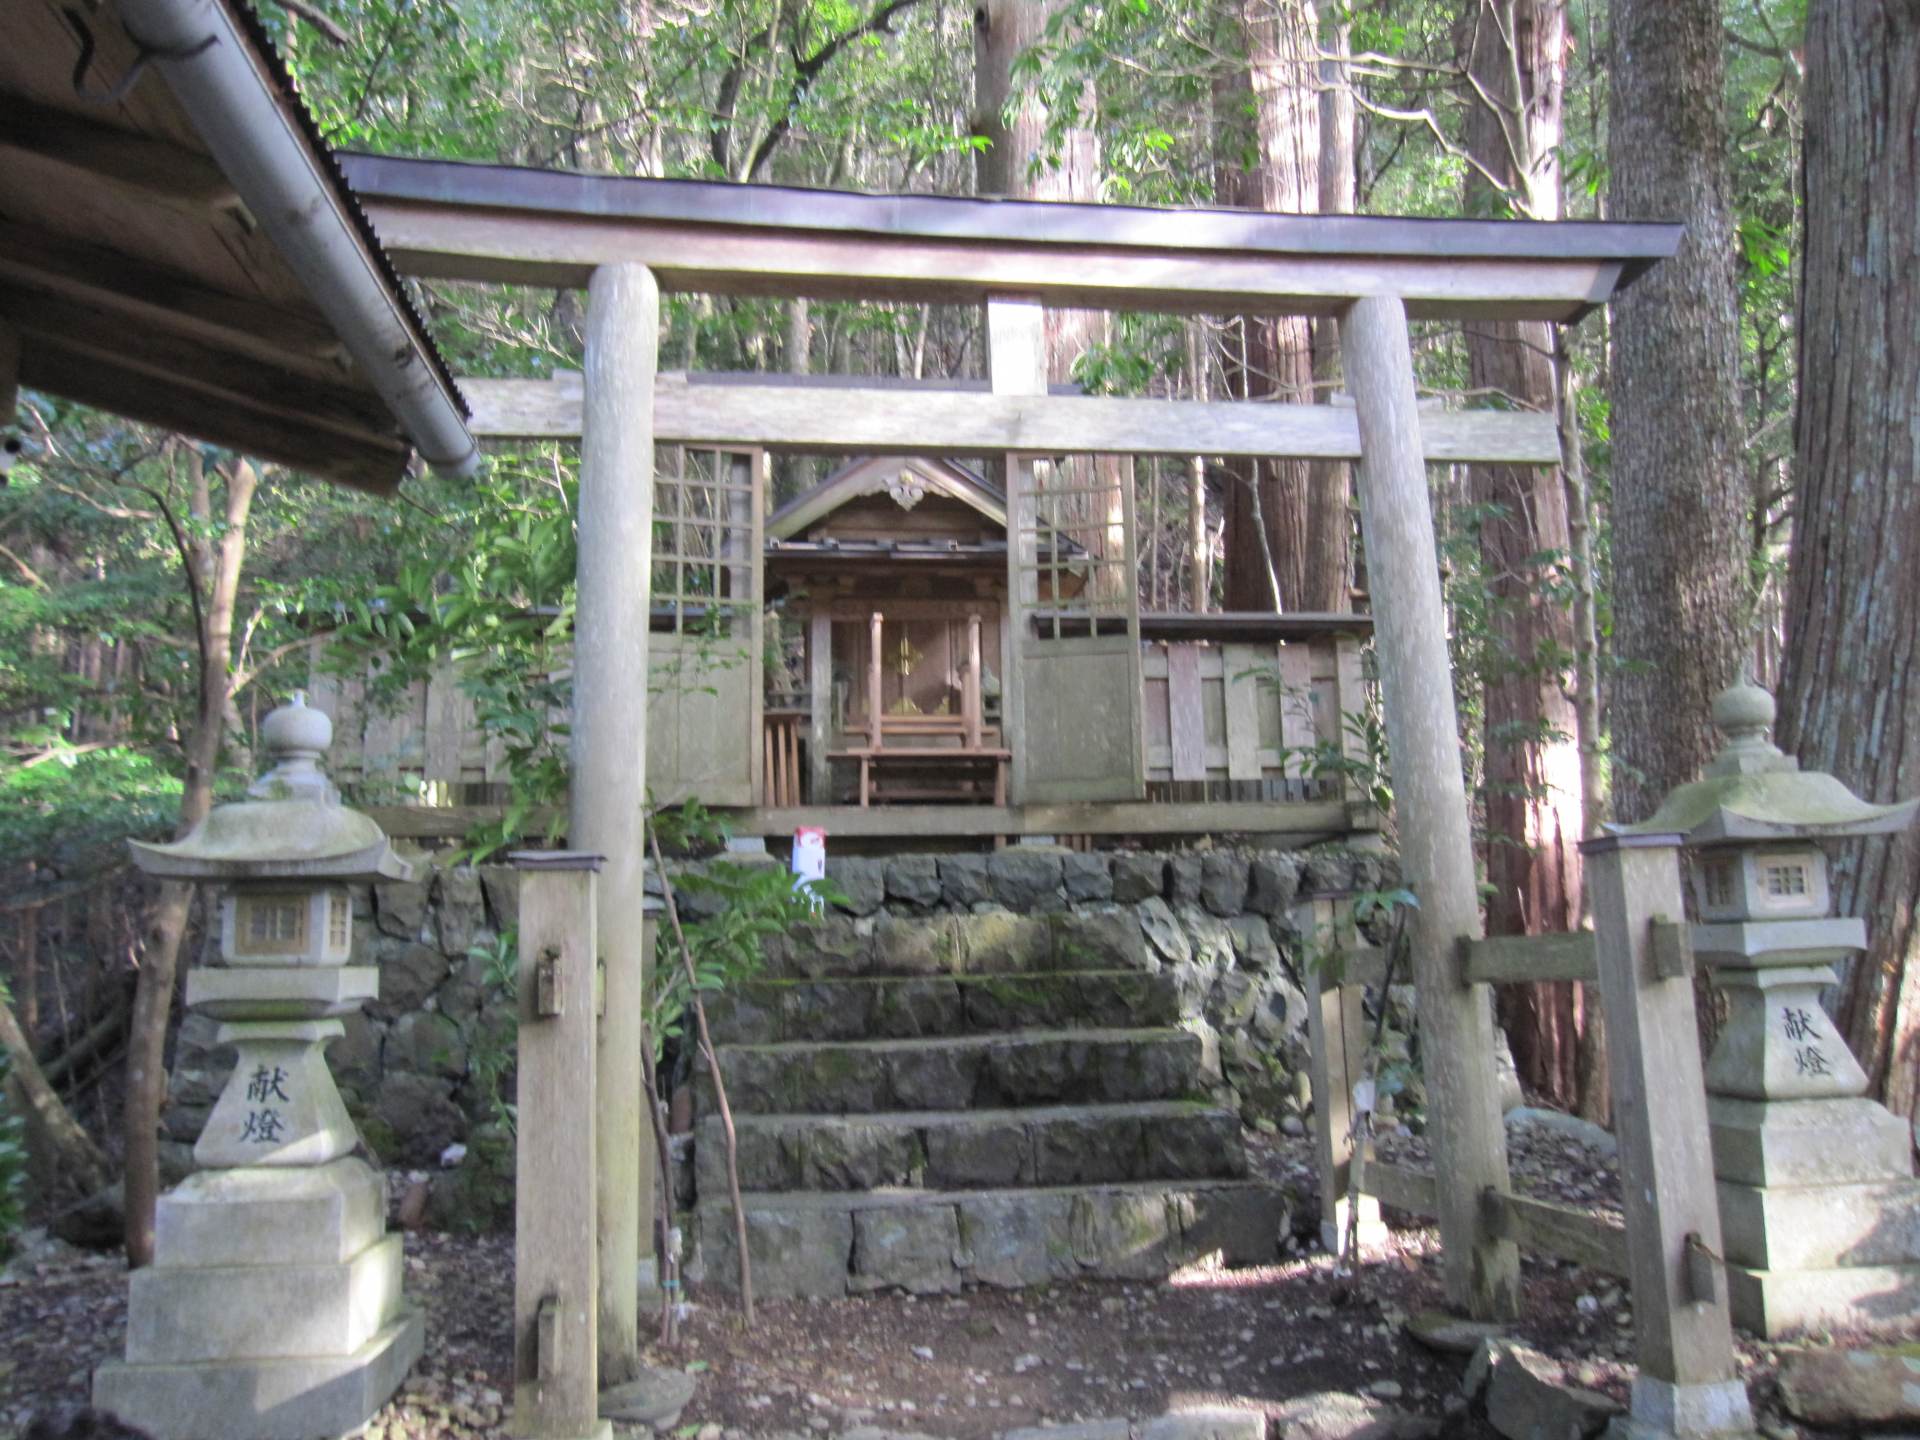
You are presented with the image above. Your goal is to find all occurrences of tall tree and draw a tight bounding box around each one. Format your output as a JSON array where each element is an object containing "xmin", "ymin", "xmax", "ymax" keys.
[
  {"xmin": 1215, "ymin": 0, "xmax": 1333, "ymax": 611},
  {"xmin": 1606, "ymin": 0, "xmax": 1750, "ymax": 825},
  {"xmin": 1776, "ymin": 0, "xmax": 1920, "ymax": 1115},
  {"xmin": 1461, "ymin": 1, "xmax": 1587, "ymax": 1108}
]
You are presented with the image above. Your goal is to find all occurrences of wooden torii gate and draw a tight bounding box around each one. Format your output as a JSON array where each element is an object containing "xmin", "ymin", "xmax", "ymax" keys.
[{"xmin": 341, "ymin": 153, "xmax": 1682, "ymax": 1423}]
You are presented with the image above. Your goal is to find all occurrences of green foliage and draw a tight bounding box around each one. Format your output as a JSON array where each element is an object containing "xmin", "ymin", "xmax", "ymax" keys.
[
  {"xmin": 464, "ymin": 927, "xmax": 521, "ymax": 1136},
  {"xmin": 0, "ymin": 981, "xmax": 29, "ymax": 1259},
  {"xmin": 0, "ymin": 746, "xmax": 183, "ymax": 882}
]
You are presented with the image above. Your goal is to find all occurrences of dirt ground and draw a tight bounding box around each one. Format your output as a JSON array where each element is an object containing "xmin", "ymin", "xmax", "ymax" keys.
[{"xmin": 0, "ymin": 1131, "xmax": 1880, "ymax": 1440}]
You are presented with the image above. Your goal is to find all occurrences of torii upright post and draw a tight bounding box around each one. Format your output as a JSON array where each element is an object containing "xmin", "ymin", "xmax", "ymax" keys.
[
  {"xmin": 575, "ymin": 261, "xmax": 660, "ymax": 1382},
  {"xmin": 1340, "ymin": 294, "xmax": 1521, "ymax": 1320}
]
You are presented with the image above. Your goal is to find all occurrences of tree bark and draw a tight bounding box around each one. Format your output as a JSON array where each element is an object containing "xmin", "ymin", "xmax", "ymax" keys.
[
  {"xmin": 1463, "ymin": 0, "xmax": 1585, "ymax": 1109},
  {"xmin": 2, "ymin": 984, "xmax": 112, "ymax": 1202},
  {"xmin": 1605, "ymin": 0, "xmax": 1749, "ymax": 826},
  {"xmin": 1216, "ymin": 0, "xmax": 1330, "ymax": 611},
  {"xmin": 1776, "ymin": 0, "xmax": 1920, "ymax": 1115},
  {"xmin": 124, "ymin": 456, "xmax": 257, "ymax": 1267}
]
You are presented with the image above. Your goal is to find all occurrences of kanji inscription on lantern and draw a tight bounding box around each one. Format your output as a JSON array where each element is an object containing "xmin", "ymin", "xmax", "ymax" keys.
[
  {"xmin": 240, "ymin": 1108, "xmax": 287, "ymax": 1144},
  {"xmin": 1781, "ymin": 1006, "xmax": 1820, "ymax": 1042},
  {"xmin": 1793, "ymin": 1046, "xmax": 1832, "ymax": 1078},
  {"xmin": 247, "ymin": 1064, "xmax": 291, "ymax": 1103}
]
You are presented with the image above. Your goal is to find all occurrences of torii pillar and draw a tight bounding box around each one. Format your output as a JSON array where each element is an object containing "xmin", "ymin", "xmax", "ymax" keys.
[
  {"xmin": 574, "ymin": 262, "xmax": 660, "ymax": 1382},
  {"xmin": 1341, "ymin": 294, "xmax": 1522, "ymax": 1320}
]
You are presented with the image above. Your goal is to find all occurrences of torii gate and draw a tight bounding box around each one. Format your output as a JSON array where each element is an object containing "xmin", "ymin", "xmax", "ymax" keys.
[{"xmin": 342, "ymin": 150, "xmax": 1679, "ymax": 1399}]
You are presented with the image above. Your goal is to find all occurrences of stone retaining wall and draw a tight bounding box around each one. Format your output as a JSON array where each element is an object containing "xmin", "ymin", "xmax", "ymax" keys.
[{"xmin": 160, "ymin": 843, "xmax": 1401, "ymax": 1228}]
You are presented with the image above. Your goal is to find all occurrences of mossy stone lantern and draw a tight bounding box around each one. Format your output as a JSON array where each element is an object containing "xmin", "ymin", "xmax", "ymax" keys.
[
  {"xmin": 94, "ymin": 694, "xmax": 423, "ymax": 1440},
  {"xmin": 1630, "ymin": 680, "xmax": 1920, "ymax": 1337}
]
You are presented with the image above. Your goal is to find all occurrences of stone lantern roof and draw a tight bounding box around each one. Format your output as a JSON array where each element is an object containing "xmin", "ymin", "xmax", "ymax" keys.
[
  {"xmin": 1627, "ymin": 681, "xmax": 1917, "ymax": 846},
  {"xmin": 128, "ymin": 693, "xmax": 413, "ymax": 883}
]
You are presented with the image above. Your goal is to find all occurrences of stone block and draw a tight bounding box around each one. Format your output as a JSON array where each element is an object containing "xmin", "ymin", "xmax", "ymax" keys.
[
  {"xmin": 94, "ymin": 1310, "xmax": 423, "ymax": 1440},
  {"xmin": 884, "ymin": 855, "xmax": 943, "ymax": 908},
  {"xmin": 1141, "ymin": 1108, "xmax": 1246, "ymax": 1181},
  {"xmin": 887, "ymin": 1043, "xmax": 982, "ymax": 1110},
  {"xmin": 1139, "ymin": 1409, "xmax": 1268, "ymax": 1440},
  {"xmin": 1303, "ymin": 851, "xmax": 1354, "ymax": 895},
  {"xmin": 938, "ymin": 853, "xmax": 993, "ymax": 907},
  {"xmin": 1062, "ymin": 852, "xmax": 1115, "ymax": 903},
  {"xmin": 373, "ymin": 879, "xmax": 430, "ymax": 941},
  {"xmin": 1717, "ymin": 1177, "xmax": 1920, "ymax": 1269},
  {"xmin": 1227, "ymin": 914, "xmax": 1281, "ymax": 972},
  {"xmin": 956, "ymin": 911, "xmax": 1051, "ymax": 973},
  {"xmin": 1052, "ymin": 909, "xmax": 1153, "ymax": 972},
  {"xmin": 1247, "ymin": 853, "xmax": 1302, "ymax": 917},
  {"xmin": 706, "ymin": 988, "xmax": 780, "ymax": 1045},
  {"xmin": 851, "ymin": 1204, "xmax": 963, "ymax": 1294},
  {"xmin": 988, "ymin": 849, "xmax": 1065, "ymax": 910},
  {"xmin": 1728, "ymin": 1259, "xmax": 1920, "ymax": 1338},
  {"xmin": 1708, "ymin": 1093, "xmax": 1913, "ymax": 1187},
  {"xmin": 776, "ymin": 915, "xmax": 872, "ymax": 979},
  {"xmin": 154, "ymin": 1159, "xmax": 383, "ymax": 1269},
  {"xmin": 782, "ymin": 980, "xmax": 877, "ymax": 1042},
  {"xmin": 1138, "ymin": 898, "xmax": 1190, "ymax": 969},
  {"xmin": 1069, "ymin": 1189, "xmax": 1178, "ymax": 1278},
  {"xmin": 372, "ymin": 1071, "xmax": 466, "ymax": 1164},
  {"xmin": 1269, "ymin": 1392, "xmax": 1439, "ymax": 1440},
  {"xmin": 870, "ymin": 978, "xmax": 964, "ymax": 1039},
  {"xmin": 708, "ymin": 1200, "xmax": 855, "ymax": 1299},
  {"xmin": 1779, "ymin": 1347, "xmax": 1920, "ymax": 1429},
  {"xmin": 1200, "ymin": 852, "xmax": 1249, "ymax": 917},
  {"xmin": 373, "ymin": 940, "xmax": 449, "ymax": 1015},
  {"xmin": 477, "ymin": 864, "xmax": 520, "ymax": 935},
  {"xmin": 697, "ymin": 1119, "xmax": 802, "ymax": 1195},
  {"xmin": 724, "ymin": 1045, "xmax": 886, "ymax": 1114},
  {"xmin": 1034, "ymin": 1112, "xmax": 1144, "ymax": 1185},
  {"xmin": 434, "ymin": 867, "xmax": 486, "ymax": 957},
  {"xmin": 871, "ymin": 914, "xmax": 958, "ymax": 977},
  {"xmin": 1172, "ymin": 1184, "xmax": 1284, "ymax": 1266},
  {"xmin": 1112, "ymin": 853, "xmax": 1168, "ymax": 903},
  {"xmin": 987, "ymin": 1035, "xmax": 1094, "ymax": 1104},
  {"xmin": 388, "ymin": 1011, "xmax": 469, "ymax": 1081},
  {"xmin": 1476, "ymin": 1341, "xmax": 1619, "ymax": 1440},
  {"xmin": 926, "ymin": 1119, "xmax": 1034, "ymax": 1188},
  {"xmin": 1097, "ymin": 1033, "xmax": 1201, "ymax": 1102},
  {"xmin": 805, "ymin": 1122, "xmax": 926, "ymax": 1191},
  {"xmin": 956, "ymin": 1191, "xmax": 1076, "ymax": 1287},
  {"xmin": 826, "ymin": 856, "xmax": 887, "ymax": 916},
  {"xmin": 1168, "ymin": 855, "xmax": 1203, "ymax": 907},
  {"xmin": 127, "ymin": 1232, "xmax": 403, "ymax": 1364}
]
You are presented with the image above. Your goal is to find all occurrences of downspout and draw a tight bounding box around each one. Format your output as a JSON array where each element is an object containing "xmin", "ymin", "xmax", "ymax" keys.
[{"xmin": 114, "ymin": 0, "xmax": 480, "ymax": 478}]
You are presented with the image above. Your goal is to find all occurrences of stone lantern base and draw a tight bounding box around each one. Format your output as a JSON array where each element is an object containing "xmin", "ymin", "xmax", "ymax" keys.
[
  {"xmin": 1711, "ymin": 1094, "xmax": 1920, "ymax": 1337},
  {"xmin": 94, "ymin": 1158, "xmax": 423, "ymax": 1440}
]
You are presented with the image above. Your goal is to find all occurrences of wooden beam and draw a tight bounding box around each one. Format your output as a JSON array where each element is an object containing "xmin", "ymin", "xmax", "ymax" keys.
[
  {"xmin": 1342, "ymin": 293, "xmax": 1520, "ymax": 1321},
  {"xmin": 0, "ymin": 99, "xmax": 238, "ymax": 211},
  {"xmin": 459, "ymin": 373, "xmax": 1564, "ymax": 463},
  {"xmin": 20, "ymin": 339, "xmax": 405, "ymax": 494},
  {"xmin": 1460, "ymin": 932, "xmax": 1598, "ymax": 985},
  {"xmin": 362, "ymin": 197, "xmax": 1628, "ymax": 322},
  {"xmin": 3, "ymin": 284, "xmax": 397, "ymax": 444},
  {"xmin": 1481, "ymin": 1189, "xmax": 1630, "ymax": 1278},
  {"xmin": 1364, "ymin": 1162, "xmax": 1440, "ymax": 1218},
  {"xmin": 0, "ymin": 218, "xmax": 343, "ymax": 362}
]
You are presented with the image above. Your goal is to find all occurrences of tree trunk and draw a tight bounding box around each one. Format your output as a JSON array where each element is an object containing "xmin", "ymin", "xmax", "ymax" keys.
[
  {"xmin": 1217, "ymin": 0, "xmax": 1333, "ymax": 612},
  {"xmin": 2, "ymin": 985, "xmax": 112, "ymax": 1202},
  {"xmin": 1776, "ymin": 0, "xmax": 1920, "ymax": 1116},
  {"xmin": 124, "ymin": 457, "xmax": 258, "ymax": 1267},
  {"xmin": 1463, "ymin": 0, "xmax": 1585, "ymax": 1109},
  {"xmin": 1307, "ymin": 12, "xmax": 1354, "ymax": 610},
  {"xmin": 1605, "ymin": 0, "xmax": 1749, "ymax": 826}
]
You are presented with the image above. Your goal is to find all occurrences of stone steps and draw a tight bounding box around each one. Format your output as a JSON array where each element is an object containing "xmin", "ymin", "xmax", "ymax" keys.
[
  {"xmin": 694, "ymin": 1099, "xmax": 1246, "ymax": 1194},
  {"xmin": 758, "ymin": 909, "xmax": 1152, "ymax": 981},
  {"xmin": 703, "ymin": 1026, "xmax": 1210, "ymax": 1115},
  {"xmin": 705, "ymin": 969, "xmax": 1183, "ymax": 1045},
  {"xmin": 694, "ymin": 1177, "xmax": 1287, "ymax": 1298}
]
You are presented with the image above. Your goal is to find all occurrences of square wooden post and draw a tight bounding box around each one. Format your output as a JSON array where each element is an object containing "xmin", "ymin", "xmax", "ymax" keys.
[
  {"xmin": 576, "ymin": 261, "xmax": 658, "ymax": 1383},
  {"xmin": 1340, "ymin": 294, "xmax": 1519, "ymax": 1319},
  {"xmin": 1583, "ymin": 833, "xmax": 1755, "ymax": 1440},
  {"xmin": 807, "ymin": 610, "xmax": 833, "ymax": 804},
  {"xmin": 511, "ymin": 853, "xmax": 612, "ymax": 1440},
  {"xmin": 1300, "ymin": 898, "xmax": 1387, "ymax": 1255}
]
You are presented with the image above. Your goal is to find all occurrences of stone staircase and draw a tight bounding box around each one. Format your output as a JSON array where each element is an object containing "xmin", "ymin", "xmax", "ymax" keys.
[{"xmin": 690, "ymin": 905, "xmax": 1291, "ymax": 1298}]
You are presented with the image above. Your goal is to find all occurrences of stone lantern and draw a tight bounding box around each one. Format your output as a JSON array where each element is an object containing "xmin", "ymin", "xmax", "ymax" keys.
[
  {"xmin": 1632, "ymin": 681, "xmax": 1920, "ymax": 1337},
  {"xmin": 95, "ymin": 694, "xmax": 424, "ymax": 1440}
]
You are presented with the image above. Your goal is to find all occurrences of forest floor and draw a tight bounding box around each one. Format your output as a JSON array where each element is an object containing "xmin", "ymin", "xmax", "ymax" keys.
[{"xmin": 0, "ymin": 1128, "xmax": 1876, "ymax": 1440}]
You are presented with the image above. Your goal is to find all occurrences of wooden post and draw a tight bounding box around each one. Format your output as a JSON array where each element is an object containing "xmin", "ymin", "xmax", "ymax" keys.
[
  {"xmin": 987, "ymin": 296, "xmax": 1047, "ymax": 802},
  {"xmin": 807, "ymin": 610, "xmax": 832, "ymax": 804},
  {"xmin": 1584, "ymin": 833, "xmax": 1754, "ymax": 1436},
  {"xmin": 965, "ymin": 614, "xmax": 984, "ymax": 749},
  {"xmin": 511, "ymin": 854, "xmax": 612, "ymax": 1440},
  {"xmin": 1340, "ymin": 294, "xmax": 1519, "ymax": 1319},
  {"xmin": 868, "ymin": 611, "xmax": 885, "ymax": 747},
  {"xmin": 575, "ymin": 261, "xmax": 658, "ymax": 1384},
  {"xmin": 1300, "ymin": 898, "xmax": 1386, "ymax": 1255}
]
